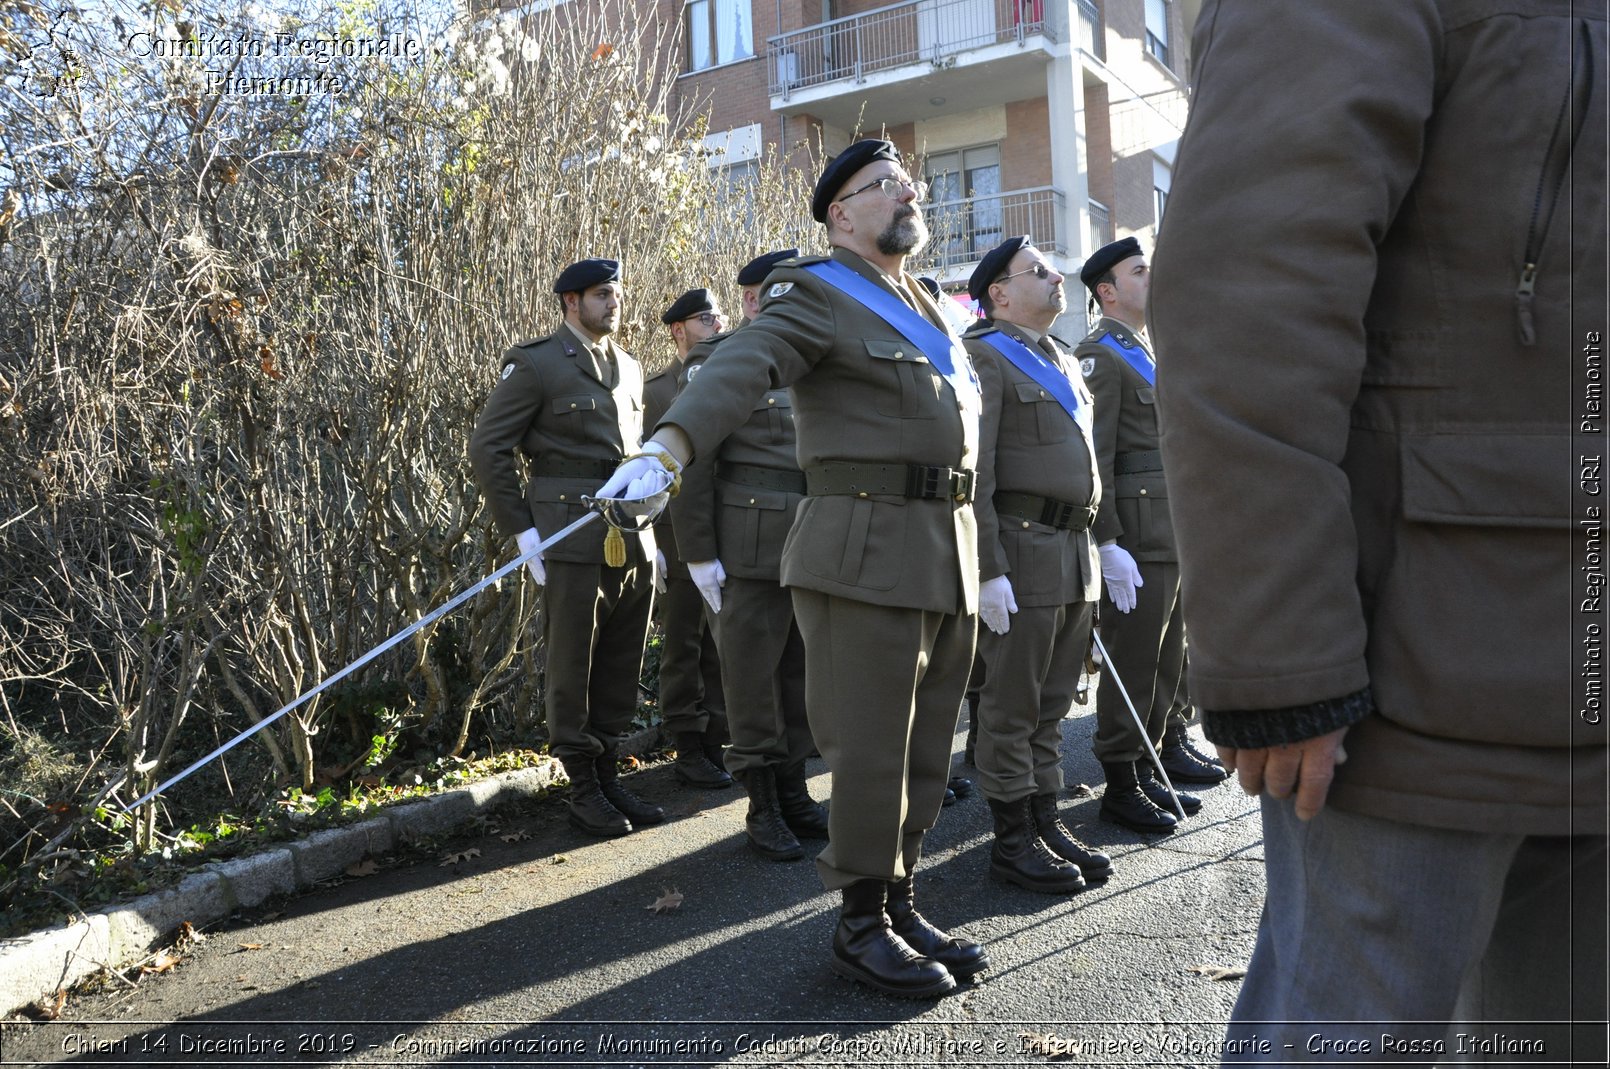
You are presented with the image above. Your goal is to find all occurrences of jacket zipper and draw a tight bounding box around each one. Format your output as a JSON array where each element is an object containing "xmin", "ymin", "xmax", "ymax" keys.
[{"xmin": 1517, "ymin": 20, "xmax": 1593, "ymax": 346}]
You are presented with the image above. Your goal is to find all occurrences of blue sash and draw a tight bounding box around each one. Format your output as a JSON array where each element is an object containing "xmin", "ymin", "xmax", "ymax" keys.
[
  {"xmin": 977, "ymin": 330, "xmax": 1081, "ymax": 422},
  {"xmin": 1096, "ymin": 331, "xmax": 1155, "ymax": 386},
  {"xmin": 804, "ymin": 260, "xmax": 963, "ymax": 376}
]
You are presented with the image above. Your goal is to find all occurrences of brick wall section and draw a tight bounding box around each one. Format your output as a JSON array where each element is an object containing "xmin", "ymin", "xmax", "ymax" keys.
[
  {"xmin": 1003, "ymin": 97, "xmax": 1051, "ymax": 191},
  {"xmin": 1084, "ymin": 82, "xmax": 1114, "ymax": 211}
]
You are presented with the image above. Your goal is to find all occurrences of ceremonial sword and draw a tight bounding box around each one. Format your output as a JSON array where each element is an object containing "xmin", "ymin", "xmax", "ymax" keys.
[{"xmin": 1091, "ymin": 630, "xmax": 1188, "ymax": 820}]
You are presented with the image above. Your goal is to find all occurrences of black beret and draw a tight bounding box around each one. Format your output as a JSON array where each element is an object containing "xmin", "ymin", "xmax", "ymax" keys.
[
  {"xmin": 553, "ymin": 258, "xmax": 621, "ymax": 295},
  {"xmin": 1079, "ymin": 237, "xmax": 1143, "ymax": 292},
  {"xmin": 660, "ymin": 287, "xmax": 718, "ymax": 325},
  {"xmin": 737, "ymin": 248, "xmax": 799, "ymax": 286},
  {"xmin": 967, "ymin": 235, "xmax": 1031, "ymax": 304},
  {"xmin": 811, "ymin": 139, "xmax": 902, "ymax": 223},
  {"xmin": 915, "ymin": 276, "xmax": 942, "ymax": 300}
]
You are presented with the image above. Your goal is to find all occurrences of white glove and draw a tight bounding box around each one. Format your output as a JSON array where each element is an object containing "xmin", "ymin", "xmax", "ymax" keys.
[
  {"xmin": 687, "ymin": 558, "xmax": 726, "ymax": 614},
  {"xmin": 1098, "ymin": 542, "xmax": 1144, "ymax": 613},
  {"xmin": 653, "ymin": 549, "xmax": 668, "ymax": 595},
  {"xmin": 979, "ymin": 575, "xmax": 1017, "ymax": 635},
  {"xmin": 598, "ymin": 440, "xmax": 677, "ymax": 505},
  {"xmin": 515, "ymin": 527, "xmax": 546, "ymax": 586}
]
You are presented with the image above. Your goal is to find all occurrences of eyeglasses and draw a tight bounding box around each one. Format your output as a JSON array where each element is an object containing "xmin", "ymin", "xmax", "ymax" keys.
[
  {"xmin": 683, "ymin": 312, "xmax": 724, "ymax": 328},
  {"xmin": 997, "ymin": 262, "xmax": 1055, "ymax": 283},
  {"xmin": 836, "ymin": 176, "xmax": 928, "ymax": 205}
]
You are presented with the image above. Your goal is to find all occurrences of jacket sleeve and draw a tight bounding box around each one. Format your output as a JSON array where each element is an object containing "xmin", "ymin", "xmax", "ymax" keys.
[
  {"xmin": 469, "ymin": 352, "xmax": 543, "ymax": 540},
  {"xmin": 969, "ymin": 342, "xmax": 1009, "ymax": 582},
  {"xmin": 668, "ymin": 352, "xmax": 721, "ymax": 563},
  {"xmin": 1151, "ymin": 0, "xmax": 1439, "ymax": 719},
  {"xmin": 1082, "ymin": 349, "xmax": 1123, "ymax": 546}
]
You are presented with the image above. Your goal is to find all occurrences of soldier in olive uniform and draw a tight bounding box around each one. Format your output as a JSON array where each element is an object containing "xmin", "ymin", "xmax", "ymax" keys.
[
  {"xmin": 963, "ymin": 236, "xmax": 1113, "ymax": 893},
  {"xmin": 599, "ymin": 140, "xmax": 988, "ymax": 998},
  {"xmin": 671, "ymin": 248, "xmax": 831, "ymax": 863},
  {"xmin": 644, "ymin": 288, "xmax": 732, "ymax": 790},
  {"xmin": 469, "ymin": 258, "xmax": 664, "ymax": 840},
  {"xmin": 1076, "ymin": 239, "xmax": 1225, "ymax": 836}
]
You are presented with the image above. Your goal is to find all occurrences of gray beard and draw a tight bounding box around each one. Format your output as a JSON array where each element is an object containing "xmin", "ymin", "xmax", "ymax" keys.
[{"xmin": 876, "ymin": 210, "xmax": 929, "ymax": 256}]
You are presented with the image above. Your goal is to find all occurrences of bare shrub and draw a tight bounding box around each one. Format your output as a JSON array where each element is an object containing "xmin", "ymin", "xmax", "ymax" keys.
[{"xmin": 0, "ymin": 0, "xmax": 817, "ymax": 896}]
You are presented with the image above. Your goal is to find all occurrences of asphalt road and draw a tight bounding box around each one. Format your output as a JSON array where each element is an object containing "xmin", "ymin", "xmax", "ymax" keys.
[{"xmin": 0, "ymin": 709, "xmax": 1265, "ymax": 1068}]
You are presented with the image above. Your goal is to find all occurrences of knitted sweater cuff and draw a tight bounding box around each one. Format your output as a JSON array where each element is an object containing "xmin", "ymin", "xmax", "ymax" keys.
[{"xmin": 1202, "ymin": 687, "xmax": 1374, "ymax": 750}]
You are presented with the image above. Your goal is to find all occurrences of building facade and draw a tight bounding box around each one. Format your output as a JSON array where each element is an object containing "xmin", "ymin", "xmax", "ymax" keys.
[{"xmin": 660, "ymin": 0, "xmax": 1190, "ymax": 295}]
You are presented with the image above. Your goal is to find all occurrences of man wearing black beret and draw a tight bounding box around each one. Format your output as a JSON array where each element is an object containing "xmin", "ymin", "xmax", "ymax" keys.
[
  {"xmin": 470, "ymin": 257, "xmax": 665, "ymax": 840},
  {"xmin": 599, "ymin": 139, "xmax": 988, "ymax": 998},
  {"xmin": 1074, "ymin": 238, "xmax": 1226, "ymax": 838},
  {"xmin": 962, "ymin": 236, "xmax": 1112, "ymax": 893},
  {"xmin": 669, "ymin": 249, "xmax": 828, "ymax": 864},
  {"xmin": 644, "ymin": 288, "xmax": 732, "ymax": 792}
]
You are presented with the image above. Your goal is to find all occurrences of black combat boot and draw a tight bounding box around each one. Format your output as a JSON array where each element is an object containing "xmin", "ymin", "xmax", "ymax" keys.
[
  {"xmin": 1159, "ymin": 723, "xmax": 1230, "ymax": 784},
  {"xmin": 885, "ymin": 874, "xmax": 989, "ymax": 977},
  {"xmin": 1098, "ymin": 761, "xmax": 1177, "ymax": 834},
  {"xmin": 595, "ymin": 750, "xmax": 665, "ymax": 826},
  {"xmin": 986, "ymin": 796, "xmax": 1087, "ymax": 894},
  {"xmin": 562, "ymin": 756, "xmax": 631, "ymax": 839},
  {"xmin": 737, "ymin": 767, "xmax": 804, "ymax": 861},
  {"xmin": 775, "ymin": 764, "xmax": 829, "ymax": 840},
  {"xmin": 1138, "ymin": 762, "xmax": 1202, "ymax": 815},
  {"xmin": 672, "ymin": 730, "xmax": 733, "ymax": 788},
  {"xmin": 830, "ymin": 879, "xmax": 956, "ymax": 998},
  {"xmin": 1029, "ymin": 792, "xmax": 1113, "ymax": 881}
]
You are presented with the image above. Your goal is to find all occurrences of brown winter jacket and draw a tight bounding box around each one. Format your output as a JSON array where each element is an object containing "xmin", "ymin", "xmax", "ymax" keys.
[{"xmin": 1152, "ymin": 0, "xmax": 1606, "ymax": 834}]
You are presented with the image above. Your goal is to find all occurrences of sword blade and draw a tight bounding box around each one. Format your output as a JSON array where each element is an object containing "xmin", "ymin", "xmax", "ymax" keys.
[
  {"xmin": 123, "ymin": 511, "xmax": 601, "ymax": 812},
  {"xmin": 1091, "ymin": 630, "xmax": 1186, "ymax": 820}
]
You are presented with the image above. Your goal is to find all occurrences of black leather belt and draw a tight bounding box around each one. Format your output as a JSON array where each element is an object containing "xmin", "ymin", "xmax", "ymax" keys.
[
  {"xmin": 715, "ymin": 461, "xmax": 807, "ymax": 494},
  {"xmin": 993, "ymin": 491, "xmax": 1097, "ymax": 532},
  {"xmin": 531, "ymin": 456, "xmax": 616, "ymax": 480},
  {"xmin": 1114, "ymin": 449, "xmax": 1163, "ymax": 475},
  {"xmin": 805, "ymin": 462, "xmax": 977, "ymax": 503}
]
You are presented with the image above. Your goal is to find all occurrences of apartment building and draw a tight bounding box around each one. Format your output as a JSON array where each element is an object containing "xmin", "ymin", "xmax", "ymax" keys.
[{"xmin": 659, "ymin": 0, "xmax": 1192, "ymax": 297}]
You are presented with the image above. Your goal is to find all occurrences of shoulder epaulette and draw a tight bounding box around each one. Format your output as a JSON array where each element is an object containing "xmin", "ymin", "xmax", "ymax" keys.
[
  {"xmin": 777, "ymin": 254, "xmax": 830, "ymax": 268},
  {"xmin": 513, "ymin": 331, "xmax": 555, "ymax": 349}
]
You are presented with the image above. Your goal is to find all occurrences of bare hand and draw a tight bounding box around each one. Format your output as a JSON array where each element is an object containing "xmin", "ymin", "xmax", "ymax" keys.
[{"xmin": 1215, "ymin": 728, "xmax": 1350, "ymax": 821}]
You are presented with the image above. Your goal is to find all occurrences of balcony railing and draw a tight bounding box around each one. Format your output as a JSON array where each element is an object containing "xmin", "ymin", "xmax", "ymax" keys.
[
  {"xmin": 916, "ymin": 185, "xmax": 1066, "ymax": 272},
  {"xmin": 768, "ymin": 0, "xmax": 1056, "ymax": 97},
  {"xmin": 1076, "ymin": 0, "xmax": 1103, "ymax": 61}
]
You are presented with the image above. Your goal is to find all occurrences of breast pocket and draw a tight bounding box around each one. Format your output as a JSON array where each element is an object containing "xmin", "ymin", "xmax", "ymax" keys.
[
  {"xmin": 552, "ymin": 395, "xmax": 599, "ymax": 416},
  {"xmin": 720, "ymin": 489, "xmax": 792, "ymax": 569},
  {"xmin": 1134, "ymin": 386, "xmax": 1160, "ymax": 436},
  {"xmin": 754, "ymin": 391, "xmax": 794, "ymax": 444},
  {"xmin": 866, "ymin": 339, "xmax": 940, "ymax": 419},
  {"xmin": 1014, "ymin": 381, "xmax": 1069, "ymax": 444}
]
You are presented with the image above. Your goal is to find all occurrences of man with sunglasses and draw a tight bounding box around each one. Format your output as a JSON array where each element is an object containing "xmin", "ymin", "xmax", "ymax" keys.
[
  {"xmin": 470, "ymin": 258, "xmax": 664, "ymax": 841},
  {"xmin": 1076, "ymin": 238, "xmax": 1225, "ymax": 837},
  {"xmin": 644, "ymin": 289, "xmax": 733, "ymax": 791},
  {"xmin": 963, "ymin": 236, "xmax": 1111, "ymax": 893},
  {"xmin": 597, "ymin": 139, "xmax": 988, "ymax": 998}
]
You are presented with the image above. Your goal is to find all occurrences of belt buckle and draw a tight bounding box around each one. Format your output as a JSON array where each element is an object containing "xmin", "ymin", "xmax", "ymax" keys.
[
  {"xmin": 907, "ymin": 465, "xmax": 946, "ymax": 499},
  {"xmin": 1045, "ymin": 501, "xmax": 1074, "ymax": 528},
  {"xmin": 950, "ymin": 468, "xmax": 976, "ymax": 504}
]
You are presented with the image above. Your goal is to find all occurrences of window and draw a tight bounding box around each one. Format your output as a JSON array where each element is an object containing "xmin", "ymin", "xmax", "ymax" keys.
[
  {"xmin": 1153, "ymin": 157, "xmax": 1172, "ymax": 228},
  {"xmin": 686, "ymin": 0, "xmax": 754, "ymax": 72},
  {"xmin": 1145, "ymin": 0, "xmax": 1171, "ymax": 69},
  {"xmin": 923, "ymin": 144, "xmax": 1002, "ymax": 262}
]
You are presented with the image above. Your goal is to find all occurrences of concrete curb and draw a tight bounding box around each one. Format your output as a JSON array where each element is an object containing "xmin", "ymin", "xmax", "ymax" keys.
[{"xmin": 1, "ymin": 728, "xmax": 665, "ymax": 1018}]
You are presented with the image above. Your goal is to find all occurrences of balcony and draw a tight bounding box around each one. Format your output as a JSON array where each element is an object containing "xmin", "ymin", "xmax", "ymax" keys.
[
  {"xmin": 768, "ymin": 0, "xmax": 1059, "ymax": 127},
  {"xmin": 915, "ymin": 185, "xmax": 1067, "ymax": 273}
]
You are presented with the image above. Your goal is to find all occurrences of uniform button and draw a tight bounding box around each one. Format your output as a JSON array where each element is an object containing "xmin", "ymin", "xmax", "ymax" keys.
[
  {"xmin": 569, "ymin": 402, "xmax": 578, "ymax": 409},
  {"xmin": 893, "ymin": 351, "xmax": 904, "ymax": 359},
  {"xmin": 559, "ymin": 494, "xmax": 567, "ymax": 501},
  {"xmin": 748, "ymin": 498, "xmax": 756, "ymax": 505},
  {"xmin": 1139, "ymin": 488, "xmax": 1148, "ymax": 496},
  {"xmin": 1021, "ymin": 521, "xmax": 1030, "ymax": 528},
  {"xmin": 955, "ymin": 494, "xmax": 966, "ymax": 502},
  {"xmin": 857, "ymin": 492, "xmax": 869, "ymax": 499},
  {"xmin": 767, "ymin": 397, "xmax": 776, "ymax": 405}
]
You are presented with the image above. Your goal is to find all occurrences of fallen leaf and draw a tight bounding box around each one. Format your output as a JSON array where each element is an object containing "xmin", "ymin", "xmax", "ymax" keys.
[
  {"xmin": 647, "ymin": 888, "xmax": 683, "ymax": 914},
  {"xmin": 345, "ymin": 859, "xmax": 379, "ymax": 877},
  {"xmin": 178, "ymin": 921, "xmax": 206, "ymax": 944},
  {"xmin": 1066, "ymin": 784, "xmax": 1095, "ymax": 799},
  {"xmin": 1189, "ymin": 964, "xmax": 1247, "ymax": 981},
  {"xmin": 260, "ymin": 350, "xmax": 283, "ymax": 381},
  {"xmin": 25, "ymin": 989, "xmax": 66, "ymax": 1020},
  {"xmin": 236, "ymin": 943, "xmax": 265, "ymax": 952},
  {"xmin": 500, "ymin": 830, "xmax": 531, "ymax": 843},
  {"xmin": 439, "ymin": 848, "xmax": 480, "ymax": 866},
  {"xmin": 142, "ymin": 952, "xmax": 181, "ymax": 975}
]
